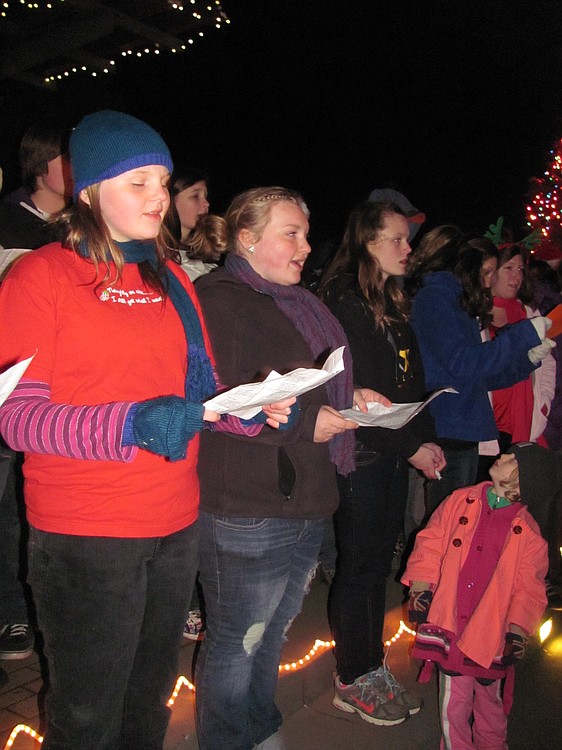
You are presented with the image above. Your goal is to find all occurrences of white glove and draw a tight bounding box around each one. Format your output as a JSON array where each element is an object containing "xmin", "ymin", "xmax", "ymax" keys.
[
  {"xmin": 529, "ymin": 316, "xmax": 553, "ymax": 341},
  {"xmin": 528, "ymin": 338, "xmax": 556, "ymax": 365}
]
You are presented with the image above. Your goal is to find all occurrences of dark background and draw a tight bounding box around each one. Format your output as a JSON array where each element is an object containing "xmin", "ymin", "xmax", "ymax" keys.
[{"xmin": 1, "ymin": 0, "xmax": 562, "ymax": 248}]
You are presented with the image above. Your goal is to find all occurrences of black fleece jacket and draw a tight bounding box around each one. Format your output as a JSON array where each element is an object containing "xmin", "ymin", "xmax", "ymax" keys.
[{"xmin": 195, "ymin": 268, "xmax": 339, "ymax": 520}]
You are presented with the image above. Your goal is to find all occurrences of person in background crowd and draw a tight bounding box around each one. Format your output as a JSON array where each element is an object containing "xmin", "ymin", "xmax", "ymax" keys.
[
  {"xmin": 488, "ymin": 244, "xmax": 555, "ymax": 449},
  {"xmin": 488, "ymin": 244, "xmax": 559, "ymax": 603},
  {"xmin": 0, "ymin": 118, "xmax": 72, "ymax": 256},
  {"xmin": 0, "ymin": 118, "xmax": 73, "ymax": 673},
  {"xmin": 408, "ymin": 235, "xmax": 552, "ymax": 516},
  {"xmin": 527, "ymin": 248, "xmax": 562, "ymax": 452},
  {"xmin": 166, "ymin": 166, "xmax": 218, "ymax": 281}
]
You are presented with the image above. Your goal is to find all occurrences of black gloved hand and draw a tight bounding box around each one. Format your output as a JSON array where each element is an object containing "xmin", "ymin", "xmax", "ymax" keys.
[
  {"xmin": 408, "ymin": 589, "xmax": 433, "ymax": 625},
  {"xmin": 502, "ymin": 632, "xmax": 527, "ymax": 665}
]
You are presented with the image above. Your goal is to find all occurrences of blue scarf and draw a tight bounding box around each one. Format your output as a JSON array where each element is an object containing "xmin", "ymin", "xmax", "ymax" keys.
[
  {"xmin": 111, "ymin": 240, "xmax": 216, "ymax": 402},
  {"xmin": 225, "ymin": 254, "xmax": 355, "ymax": 475}
]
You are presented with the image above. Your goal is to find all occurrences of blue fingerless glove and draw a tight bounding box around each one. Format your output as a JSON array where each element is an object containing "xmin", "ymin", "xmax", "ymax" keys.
[
  {"xmin": 277, "ymin": 397, "xmax": 300, "ymax": 431},
  {"xmin": 122, "ymin": 396, "xmax": 204, "ymax": 462}
]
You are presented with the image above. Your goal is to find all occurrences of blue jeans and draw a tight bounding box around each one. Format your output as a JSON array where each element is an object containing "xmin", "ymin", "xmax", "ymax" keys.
[
  {"xmin": 195, "ymin": 512, "xmax": 323, "ymax": 750},
  {"xmin": 329, "ymin": 451, "xmax": 408, "ymax": 683},
  {"xmin": 28, "ymin": 523, "xmax": 199, "ymax": 750},
  {"xmin": 0, "ymin": 448, "xmax": 29, "ymax": 624},
  {"xmin": 425, "ymin": 446, "xmax": 478, "ymax": 516}
]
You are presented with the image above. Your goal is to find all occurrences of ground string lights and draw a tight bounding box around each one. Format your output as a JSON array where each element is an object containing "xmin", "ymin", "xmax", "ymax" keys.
[{"xmin": 1, "ymin": 622, "xmax": 418, "ymax": 749}]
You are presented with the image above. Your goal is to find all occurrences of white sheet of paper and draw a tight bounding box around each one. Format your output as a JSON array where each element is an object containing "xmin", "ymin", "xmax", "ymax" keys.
[
  {"xmin": 204, "ymin": 346, "xmax": 345, "ymax": 419},
  {"xmin": 339, "ymin": 387, "xmax": 457, "ymax": 429},
  {"xmin": 0, "ymin": 248, "xmax": 32, "ymax": 280},
  {"xmin": 0, "ymin": 352, "xmax": 36, "ymax": 407}
]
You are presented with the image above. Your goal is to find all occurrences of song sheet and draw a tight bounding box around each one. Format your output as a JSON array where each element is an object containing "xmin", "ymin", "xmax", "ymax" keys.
[
  {"xmin": 204, "ymin": 346, "xmax": 345, "ymax": 420},
  {"xmin": 339, "ymin": 387, "xmax": 457, "ymax": 429},
  {"xmin": 0, "ymin": 353, "xmax": 35, "ymax": 407}
]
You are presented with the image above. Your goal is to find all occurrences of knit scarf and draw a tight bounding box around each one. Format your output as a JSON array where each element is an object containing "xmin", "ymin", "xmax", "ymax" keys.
[
  {"xmin": 225, "ymin": 253, "xmax": 355, "ymax": 475},
  {"xmin": 102, "ymin": 240, "xmax": 215, "ymax": 403},
  {"xmin": 490, "ymin": 297, "xmax": 534, "ymax": 443}
]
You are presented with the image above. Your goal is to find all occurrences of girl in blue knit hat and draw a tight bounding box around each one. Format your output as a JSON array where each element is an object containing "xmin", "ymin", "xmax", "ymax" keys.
[{"xmin": 0, "ymin": 110, "xmax": 292, "ymax": 750}]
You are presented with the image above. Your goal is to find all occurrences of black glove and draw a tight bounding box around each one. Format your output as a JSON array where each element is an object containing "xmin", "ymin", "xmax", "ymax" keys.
[
  {"xmin": 408, "ymin": 589, "xmax": 433, "ymax": 625},
  {"xmin": 502, "ymin": 632, "xmax": 527, "ymax": 665}
]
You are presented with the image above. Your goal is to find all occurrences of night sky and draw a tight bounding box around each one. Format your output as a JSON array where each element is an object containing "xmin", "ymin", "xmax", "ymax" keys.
[{"xmin": 1, "ymin": 0, "xmax": 562, "ymax": 247}]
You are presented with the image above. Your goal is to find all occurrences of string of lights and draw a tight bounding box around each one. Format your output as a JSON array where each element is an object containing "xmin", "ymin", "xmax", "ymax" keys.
[
  {"xmin": 1, "ymin": 0, "xmax": 66, "ymax": 18},
  {"xmin": 1, "ymin": 628, "xmax": 411, "ymax": 748},
  {"xmin": 0, "ymin": 0, "xmax": 230, "ymax": 86},
  {"xmin": 3, "ymin": 615, "xmax": 558, "ymax": 749},
  {"xmin": 0, "ymin": 624, "xmax": 416, "ymax": 748}
]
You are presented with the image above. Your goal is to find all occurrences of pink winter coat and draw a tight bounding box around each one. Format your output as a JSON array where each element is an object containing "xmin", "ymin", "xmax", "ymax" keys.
[{"xmin": 402, "ymin": 483, "xmax": 548, "ymax": 668}]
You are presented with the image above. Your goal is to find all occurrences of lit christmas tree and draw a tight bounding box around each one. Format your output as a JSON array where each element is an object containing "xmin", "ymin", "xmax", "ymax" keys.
[{"xmin": 526, "ymin": 138, "xmax": 562, "ymax": 247}]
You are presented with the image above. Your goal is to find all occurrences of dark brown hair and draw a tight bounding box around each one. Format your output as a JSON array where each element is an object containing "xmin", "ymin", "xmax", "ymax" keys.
[{"xmin": 319, "ymin": 201, "xmax": 409, "ymax": 326}]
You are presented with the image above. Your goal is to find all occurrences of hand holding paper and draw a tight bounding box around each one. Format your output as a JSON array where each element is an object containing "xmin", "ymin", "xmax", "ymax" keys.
[
  {"xmin": 204, "ymin": 347, "xmax": 345, "ymax": 420},
  {"xmin": 339, "ymin": 387, "xmax": 457, "ymax": 429}
]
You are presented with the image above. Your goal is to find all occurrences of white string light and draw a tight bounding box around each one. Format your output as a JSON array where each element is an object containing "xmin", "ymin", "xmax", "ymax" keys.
[
  {"xmin": 0, "ymin": 629, "xmax": 407, "ymax": 748},
  {"xmin": 3, "ymin": 0, "xmax": 228, "ymax": 83},
  {"xmin": 1, "ymin": 0, "xmax": 64, "ymax": 18}
]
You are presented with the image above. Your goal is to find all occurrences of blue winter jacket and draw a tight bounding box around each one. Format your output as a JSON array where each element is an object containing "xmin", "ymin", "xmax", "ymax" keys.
[{"xmin": 411, "ymin": 272, "xmax": 540, "ymax": 442}]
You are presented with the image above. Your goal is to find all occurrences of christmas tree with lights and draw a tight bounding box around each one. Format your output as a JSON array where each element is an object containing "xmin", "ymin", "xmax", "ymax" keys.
[{"xmin": 526, "ymin": 138, "xmax": 562, "ymax": 250}]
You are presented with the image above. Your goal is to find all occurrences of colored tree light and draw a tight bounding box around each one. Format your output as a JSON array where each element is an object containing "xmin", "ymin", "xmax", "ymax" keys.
[{"xmin": 526, "ymin": 138, "xmax": 562, "ymax": 240}]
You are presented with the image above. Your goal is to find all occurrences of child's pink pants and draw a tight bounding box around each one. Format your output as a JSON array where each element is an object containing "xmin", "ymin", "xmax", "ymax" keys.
[{"xmin": 438, "ymin": 672, "xmax": 508, "ymax": 749}]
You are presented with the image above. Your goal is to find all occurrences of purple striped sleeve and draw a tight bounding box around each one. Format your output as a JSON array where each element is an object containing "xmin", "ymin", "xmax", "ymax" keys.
[
  {"xmin": 0, "ymin": 379, "xmax": 138, "ymax": 462},
  {"xmin": 206, "ymin": 366, "xmax": 264, "ymax": 436},
  {"xmin": 213, "ymin": 413, "xmax": 263, "ymax": 436}
]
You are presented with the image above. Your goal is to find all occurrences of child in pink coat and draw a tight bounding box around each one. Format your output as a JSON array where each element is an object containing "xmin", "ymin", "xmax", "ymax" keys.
[{"xmin": 402, "ymin": 442, "xmax": 556, "ymax": 749}]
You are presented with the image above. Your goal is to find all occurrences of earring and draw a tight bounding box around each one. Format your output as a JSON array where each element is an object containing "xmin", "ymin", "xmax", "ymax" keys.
[{"xmin": 248, "ymin": 245, "xmax": 255, "ymax": 254}]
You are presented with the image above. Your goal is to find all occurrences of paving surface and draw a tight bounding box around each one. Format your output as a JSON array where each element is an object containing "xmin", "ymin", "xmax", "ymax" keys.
[{"xmin": 1, "ymin": 575, "xmax": 561, "ymax": 749}]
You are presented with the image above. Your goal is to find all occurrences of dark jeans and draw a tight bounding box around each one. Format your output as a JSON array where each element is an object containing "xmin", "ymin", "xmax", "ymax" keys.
[
  {"xmin": 425, "ymin": 446, "xmax": 478, "ymax": 517},
  {"xmin": 0, "ymin": 448, "xmax": 29, "ymax": 624},
  {"xmin": 28, "ymin": 523, "xmax": 199, "ymax": 750},
  {"xmin": 329, "ymin": 451, "xmax": 408, "ymax": 683},
  {"xmin": 195, "ymin": 512, "xmax": 323, "ymax": 750}
]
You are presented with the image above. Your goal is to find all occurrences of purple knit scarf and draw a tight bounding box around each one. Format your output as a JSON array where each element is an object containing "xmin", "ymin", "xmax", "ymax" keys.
[{"xmin": 225, "ymin": 254, "xmax": 355, "ymax": 475}]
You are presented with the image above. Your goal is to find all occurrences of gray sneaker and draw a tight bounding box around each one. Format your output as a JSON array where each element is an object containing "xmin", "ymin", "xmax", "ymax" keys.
[
  {"xmin": 376, "ymin": 665, "xmax": 423, "ymax": 715},
  {"xmin": 333, "ymin": 672, "xmax": 409, "ymax": 726}
]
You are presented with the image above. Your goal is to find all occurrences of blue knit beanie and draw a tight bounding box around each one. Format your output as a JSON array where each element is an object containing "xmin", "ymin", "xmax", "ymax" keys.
[{"xmin": 70, "ymin": 110, "xmax": 173, "ymax": 198}]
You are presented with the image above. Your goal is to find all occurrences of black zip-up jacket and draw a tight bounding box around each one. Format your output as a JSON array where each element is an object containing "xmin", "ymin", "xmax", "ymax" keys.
[{"xmin": 322, "ymin": 273, "xmax": 436, "ymax": 459}]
